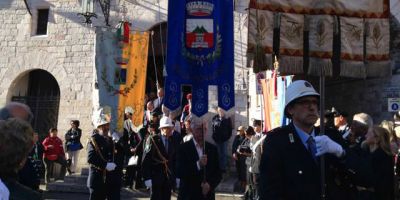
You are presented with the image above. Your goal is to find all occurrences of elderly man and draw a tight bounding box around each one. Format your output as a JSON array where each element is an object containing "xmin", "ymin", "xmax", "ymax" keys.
[
  {"xmin": 0, "ymin": 102, "xmax": 33, "ymax": 122},
  {"xmin": 176, "ymin": 117, "xmax": 222, "ymax": 200},
  {"xmin": 0, "ymin": 118, "xmax": 41, "ymax": 200},
  {"xmin": 0, "ymin": 102, "xmax": 44, "ymax": 193},
  {"xmin": 259, "ymin": 80, "xmax": 347, "ymax": 200},
  {"xmin": 142, "ymin": 116, "xmax": 179, "ymax": 200},
  {"xmin": 348, "ymin": 113, "xmax": 373, "ymax": 146},
  {"xmin": 211, "ymin": 107, "xmax": 232, "ymax": 174},
  {"xmin": 153, "ymin": 88, "xmax": 165, "ymax": 115}
]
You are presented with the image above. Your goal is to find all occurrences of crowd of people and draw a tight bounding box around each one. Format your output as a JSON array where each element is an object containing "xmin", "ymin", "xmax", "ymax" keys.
[
  {"xmin": 228, "ymin": 80, "xmax": 400, "ymax": 200},
  {"xmin": 1, "ymin": 80, "xmax": 400, "ymax": 200}
]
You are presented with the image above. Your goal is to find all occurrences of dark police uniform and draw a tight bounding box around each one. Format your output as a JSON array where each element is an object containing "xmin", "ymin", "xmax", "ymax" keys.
[
  {"xmin": 87, "ymin": 131, "xmax": 122, "ymax": 200},
  {"xmin": 259, "ymin": 123, "xmax": 351, "ymax": 200},
  {"xmin": 142, "ymin": 133, "xmax": 179, "ymax": 200}
]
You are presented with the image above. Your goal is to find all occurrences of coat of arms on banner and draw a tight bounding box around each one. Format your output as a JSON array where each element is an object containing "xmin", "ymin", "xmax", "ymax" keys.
[
  {"xmin": 182, "ymin": 1, "xmax": 221, "ymax": 65},
  {"xmin": 186, "ymin": 19, "xmax": 213, "ymax": 48}
]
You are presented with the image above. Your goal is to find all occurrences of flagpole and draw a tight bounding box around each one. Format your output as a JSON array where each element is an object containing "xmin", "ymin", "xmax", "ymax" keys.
[{"xmin": 319, "ymin": 66, "xmax": 326, "ymax": 200}]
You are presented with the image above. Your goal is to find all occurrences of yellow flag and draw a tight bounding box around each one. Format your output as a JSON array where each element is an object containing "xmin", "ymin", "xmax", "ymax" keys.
[{"xmin": 117, "ymin": 32, "xmax": 149, "ymax": 132}]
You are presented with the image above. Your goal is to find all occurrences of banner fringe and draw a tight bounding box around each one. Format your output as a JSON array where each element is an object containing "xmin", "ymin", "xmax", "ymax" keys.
[
  {"xmin": 279, "ymin": 56, "xmax": 304, "ymax": 75},
  {"xmin": 248, "ymin": 53, "xmax": 273, "ymax": 73},
  {"xmin": 308, "ymin": 58, "xmax": 333, "ymax": 76},
  {"xmin": 340, "ymin": 61, "xmax": 366, "ymax": 78},
  {"xmin": 366, "ymin": 61, "xmax": 391, "ymax": 77}
]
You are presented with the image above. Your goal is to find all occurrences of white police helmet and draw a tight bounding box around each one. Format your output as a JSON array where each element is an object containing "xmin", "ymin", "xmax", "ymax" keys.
[
  {"xmin": 124, "ymin": 106, "xmax": 134, "ymax": 114},
  {"xmin": 159, "ymin": 116, "xmax": 174, "ymax": 129},
  {"xmin": 284, "ymin": 80, "xmax": 319, "ymax": 114},
  {"xmin": 92, "ymin": 107, "xmax": 110, "ymax": 128}
]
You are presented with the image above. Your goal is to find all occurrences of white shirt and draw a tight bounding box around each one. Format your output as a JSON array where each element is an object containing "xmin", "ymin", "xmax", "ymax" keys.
[
  {"xmin": 338, "ymin": 124, "xmax": 348, "ymax": 131},
  {"xmin": 0, "ymin": 178, "xmax": 9, "ymax": 200},
  {"xmin": 153, "ymin": 97, "xmax": 164, "ymax": 109},
  {"xmin": 193, "ymin": 139, "xmax": 204, "ymax": 170}
]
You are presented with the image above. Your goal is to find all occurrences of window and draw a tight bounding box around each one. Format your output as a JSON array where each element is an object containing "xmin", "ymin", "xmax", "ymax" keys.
[{"xmin": 36, "ymin": 9, "xmax": 49, "ymax": 35}]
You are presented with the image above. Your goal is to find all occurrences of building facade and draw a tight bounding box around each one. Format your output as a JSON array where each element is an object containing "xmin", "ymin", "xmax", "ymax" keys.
[{"xmin": 0, "ymin": 0, "xmax": 250, "ymax": 170}]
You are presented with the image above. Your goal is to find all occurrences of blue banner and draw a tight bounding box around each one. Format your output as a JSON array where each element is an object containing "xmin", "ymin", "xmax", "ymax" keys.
[{"xmin": 164, "ymin": 0, "xmax": 234, "ymax": 117}]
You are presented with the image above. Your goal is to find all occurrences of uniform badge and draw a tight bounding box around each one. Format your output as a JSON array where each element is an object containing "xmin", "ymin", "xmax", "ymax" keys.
[
  {"xmin": 288, "ymin": 133, "xmax": 295, "ymax": 143},
  {"xmin": 144, "ymin": 137, "xmax": 152, "ymax": 153}
]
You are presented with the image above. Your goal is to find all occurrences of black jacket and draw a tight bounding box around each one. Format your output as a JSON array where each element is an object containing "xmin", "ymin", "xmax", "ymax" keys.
[
  {"xmin": 176, "ymin": 139, "xmax": 222, "ymax": 200},
  {"xmin": 2, "ymin": 176, "xmax": 42, "ymax": 200},
  {"xmin": 142, "ymin": 134, "xmax": 179, "ymax": 187},
  {"xmin": 211, "ymin": 115, "xmax": 232, "ymax": 144},
  {"xmin": 65, "ymin": 128, "xmax": 83, "ymax": 151},
  {"xmin": 87, "ymin": 132, "xmax": 121, "ymax": 189},
  {"xmin": 259, "ymin": 123, "xmax": 349, "ymax": 200}
]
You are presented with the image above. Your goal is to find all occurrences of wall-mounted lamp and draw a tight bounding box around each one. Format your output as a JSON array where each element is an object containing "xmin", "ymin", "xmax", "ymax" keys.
[{"xmin": 78, "ymin": 0, "xmax": 97, "ymax": 25}]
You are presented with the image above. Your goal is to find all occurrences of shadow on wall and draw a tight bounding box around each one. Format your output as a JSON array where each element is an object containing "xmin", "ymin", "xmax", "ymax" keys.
[
  {"xmin": 0, "ymin": 0, "xmax": 15, "ymax": 9},
  {"xmin": 53, "ymin": 0, "xmax": 167, "ymax": 31}
]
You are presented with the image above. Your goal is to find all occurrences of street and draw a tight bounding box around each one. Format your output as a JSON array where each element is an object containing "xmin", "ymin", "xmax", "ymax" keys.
[{"xmin": 43, "ymin": 191, "xmax": 244, "ymax": 200}]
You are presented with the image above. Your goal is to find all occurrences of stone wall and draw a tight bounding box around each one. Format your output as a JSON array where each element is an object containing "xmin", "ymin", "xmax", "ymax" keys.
[{"xmin": 0, "ymin": 0, "xmax": 249, "ymax": 170}]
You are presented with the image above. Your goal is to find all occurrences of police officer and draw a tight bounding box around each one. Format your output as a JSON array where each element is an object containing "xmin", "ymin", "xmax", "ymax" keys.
[
  {"xmin": 87, "ymin": 107, "xmax": 121, "ymax": 200},
  {"xmin": 142, "ymin": 116, "xmax": 179, "ymax": 200},
  {"xmin": 259, "ymin": 80, "xmax": 347, "ymax": 200},
  {"xmin": 332, "ymin": 108, "xmax": 350, "ymax": 139}
]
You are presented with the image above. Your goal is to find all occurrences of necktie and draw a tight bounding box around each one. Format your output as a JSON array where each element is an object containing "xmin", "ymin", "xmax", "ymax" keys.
[
  {"xmin": 307, "ymin": 136, "xmax": 317, "ymax": 161},
  {"xmin": 164, "ymin": 137, "xmax": 169, "ymax": 153}
]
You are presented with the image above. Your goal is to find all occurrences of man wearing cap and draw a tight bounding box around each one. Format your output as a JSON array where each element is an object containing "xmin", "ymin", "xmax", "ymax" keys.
[
  {"xmin": 332, "ymin": 108, "xmax": 350, "ymax": 139},
  {"xmin": 87, "ymin": 108, "xmax": 121, "ymax": 200},
  {"xmin": 142, "ymin": 116, "xmax": 179, "ymax": 200},
  {"xmin": 259, "ymin": 80, "xmax": 347, "ymax": 200}
]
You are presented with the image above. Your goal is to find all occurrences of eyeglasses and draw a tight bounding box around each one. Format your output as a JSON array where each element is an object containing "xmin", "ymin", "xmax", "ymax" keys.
[{"xmin": 295, "ymin": 99, "xmax": 319, "ymax": 107}]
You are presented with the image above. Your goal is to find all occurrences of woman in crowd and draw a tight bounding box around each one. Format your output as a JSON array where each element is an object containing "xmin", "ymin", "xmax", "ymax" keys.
[
  {"xmin": 232, "ymin": 126, "xmax": 247, "ymax": 192},
  {"xmin": 243, "ymin": 126, "xmax": 255, "ymax": 200},
  {"xmin": 42, "ymin": 128, "xmax": 68, "ymax": 183},
  {"xmin": 65, "ymin": 120, "xmax": 83, "ymax": 175},
  {"xmin": 362, "ymin": 126, "xmax": 394, "ymax": 200},
  {"xmin": 0, "ymin": 118, "xmax": 42, "ymax": 199},
  {"xmin": 380, "ymin": 120, "xmax": 400, "ymax": 155}
]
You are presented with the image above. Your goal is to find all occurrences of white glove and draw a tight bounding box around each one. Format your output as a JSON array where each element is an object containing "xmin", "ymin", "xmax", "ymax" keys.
[
  {"xmin": 105, "ymin": 162, "xmax": 116, "ymax": 171},
  {"xmin": 176, "ymin": 178, "xmax": 180, "ymax": 189},
  {"xmin": 315, "ymin": 135, "xmax": 344, "ymax": 158},
  {"xmin": 144, "ymin": 179, "xmax": 152, "ymax": 188}
]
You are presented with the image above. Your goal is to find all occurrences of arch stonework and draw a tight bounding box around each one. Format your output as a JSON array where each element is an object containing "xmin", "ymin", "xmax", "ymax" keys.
[{"xmin": 2, "ymin": 49, "xmax": 67, "ymax": 104}]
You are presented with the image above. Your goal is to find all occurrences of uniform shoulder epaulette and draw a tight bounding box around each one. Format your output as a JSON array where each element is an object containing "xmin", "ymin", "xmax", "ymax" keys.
[{"xmin": 267, "ymin": 125, "xmax": 291, "ymax": 135}]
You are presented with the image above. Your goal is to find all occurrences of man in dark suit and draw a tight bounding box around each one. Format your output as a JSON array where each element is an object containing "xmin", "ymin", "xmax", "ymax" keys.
[
  {"xmin": 176, "ymin": 117, "xmax": 222, "ymax": 200},
  {"xmin": 87, "ymin": 108, "xmax": 121, "ymax": 200},
  {"xmin": 142, "ymin": 116, "xmax": 179, "ymax": 200},
  {"xmin": 259, "ymin": 80, "xmax": 347, "ymax": 200}
]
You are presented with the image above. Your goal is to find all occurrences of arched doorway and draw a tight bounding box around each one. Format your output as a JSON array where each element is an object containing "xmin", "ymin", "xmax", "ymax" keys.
[
  {"xmin": 146, "ymin": 22, "xmax": 192, "ymax": 108},
  {"xmin": 8, "ymin": 69, "xmax": 60, "ymax": 140}
]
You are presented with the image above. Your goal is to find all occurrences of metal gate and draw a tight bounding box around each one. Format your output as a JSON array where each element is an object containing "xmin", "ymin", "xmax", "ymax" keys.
[{"xmin": 12, "ymin": 95, "xmax": 60, "ymax": 139}]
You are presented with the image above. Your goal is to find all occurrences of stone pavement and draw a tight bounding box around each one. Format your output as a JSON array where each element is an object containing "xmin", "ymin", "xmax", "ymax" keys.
[
  {"xmin": 43, "ymin": 167, "xmax": 244, "ymax": 200},
  {"xmin": 43, "ymin": 191, "xmax": 244, "ymax": 200}
]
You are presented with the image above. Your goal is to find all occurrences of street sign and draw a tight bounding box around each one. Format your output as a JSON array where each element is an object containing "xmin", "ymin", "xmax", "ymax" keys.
[{"xmin": 388, "ymin": 98, "xmax": 400, "ymax": 112}]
